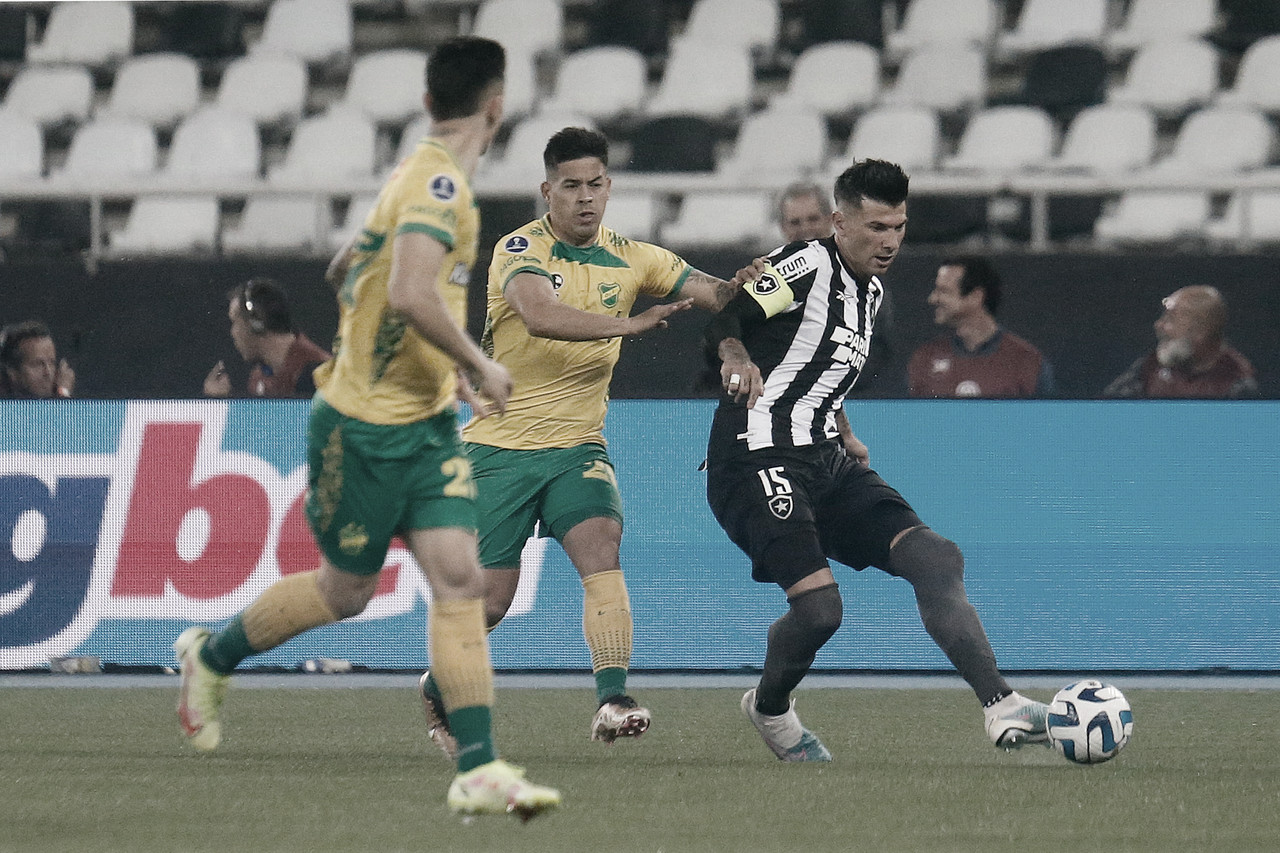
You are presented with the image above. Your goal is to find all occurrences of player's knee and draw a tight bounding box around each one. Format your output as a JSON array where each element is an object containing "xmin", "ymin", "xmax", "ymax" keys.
[
  {"xmin": 890, "ymin": 527, "xmax": 965, "ymax": 591},
  {"xmin": 789, "ymin": 583, "xmax": 843, "ymax": 643}
]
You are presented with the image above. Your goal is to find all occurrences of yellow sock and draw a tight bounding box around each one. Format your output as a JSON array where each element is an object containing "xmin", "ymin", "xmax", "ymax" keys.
[
  {"xmin": 429, "ymin": 598, "xmax": 495, "ymax": 712},
  {"xmin": 241, "ymin": 570, "xmax": 339, "ymax": 651},
  {"xmin": 582, "ymin": 570, "xmax": 632, "ymax": 673}
]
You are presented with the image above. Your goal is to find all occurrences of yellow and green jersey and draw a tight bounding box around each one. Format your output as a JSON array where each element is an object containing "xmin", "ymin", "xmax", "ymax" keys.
[
  {"xmin": 316, "ymin": 139, "xmax": 479, "ymax": 425},
  {"xmin": 463, "ymin": 215, "xmax": 692, "ymax": 449}
]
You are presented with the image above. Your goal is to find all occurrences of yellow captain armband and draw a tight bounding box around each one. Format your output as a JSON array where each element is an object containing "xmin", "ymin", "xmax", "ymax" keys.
[{"xmin": 744, "ymin": 261, "xmax": 796, "ymax": 319}]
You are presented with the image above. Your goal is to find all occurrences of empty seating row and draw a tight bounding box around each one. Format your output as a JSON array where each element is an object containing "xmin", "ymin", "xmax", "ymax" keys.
[{"xmin": 88, "ymin": 182, "xmax": 1280, "ymax": 258}]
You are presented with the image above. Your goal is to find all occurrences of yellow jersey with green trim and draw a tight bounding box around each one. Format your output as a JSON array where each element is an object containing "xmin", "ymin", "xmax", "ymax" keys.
[
  {"xmin": 315, "ymin": 139, "xmax": 478, "ymax": 425},
  {"xmin": 463, "ymin": 215, "xmax": 692, "ymax": 449}
]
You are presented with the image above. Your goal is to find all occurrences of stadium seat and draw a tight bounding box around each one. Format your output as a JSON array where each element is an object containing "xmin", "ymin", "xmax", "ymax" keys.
[
  {"xmin": 477, "ymin": 113, "xmax": 595, "ymax": 190},
  {"xmin": 101, "ymin": 53, "xmax": 201, "ymax": 129},
  {"xmin": 1045, "ymin": 105, "xmax": 1157, "ymax": 174},
  {"xmin": 998, "ymin": 0, "xmax": 1107, "ymax": 56},
  {"xmin": 270, "ymin": 108, "xmax": 377, "ymax": 186},
  {"xmin": 646, "ymin": 41, "xmax": 753, "ymax": 119},
  {"xmin": 842, "ymin": 106, "xmax": 940, "ymax": 172},
  {"xmin": 502, "ymin": 50, "xmax": 539, "ymax": 120},
  {"xmin": 772, "ymin": 41, "xmax": 880, "ymax": 116},
  {"xmin": 542, "ymin": 47, "xmax": 647, "ymax": 122},
  {"xmin": 253, "ymin": 0, "xmax": 352, "ymax": 66},
  {"xmin": 48, "ymin": 117, "xmax": 157, "ymax": 185},
  {"xmin": 162, "ymin": 108, "xmax": 262, "ymax": 184},
  {"xmin": 1147, "ymin": 106, "xmax": 1274, "ymax": 175},
  {"xmin": 110, "ymin": 196, "xmax": 221, "ymax": 254},
  {"xmin": 886, "ymin": 0, "xmax": 996, "ymax": 57},
  {"xmin": 472, "ymin": 0, "xmax": 562, "ymax": 58},
  {"xmin": 1204, "ymin": 190, "xmax": 1280, "ymax": 244},
  {"xmin": 222, "ymin": 194, "xmax": 329, "ymax": 253},
  {"xmin": 602, "ymin": 191, "xmax": 660, "ymax": 242},
  {"xmin": 25, "ymin": 0, "xmax": 133, "ymax": 67},
  {"xmin": 681, "ymin": 0, "xmax": 780, "ymax": 52},
  {"xmin": 943, "ymin": 106, "xmax": 1056, "ymax": 173},
  {"xmin": 1108, "ymin": 0, "xmax": 1216, "ymax": 53},
  {"xmin": 716, "ymin": 107, "xmax": 828, "ymax": 186},
  {"xmin": 1093, "ymin": 191, "xmax": 1211, "ymax": 243},
  {"xmin": 341, "ymin": 49, "xmax": 428, "ymax": 126},
  {"xmin": 1016, "ymin": 45, "xmax": 1107, "ymax": 124},
  {"xmin": 0, "ymin": 111, "xmax": 43, "ymax": 183},
  {"xmin": 395, "ymin": 114, "xmax": 432, "ymax": 165},
  {"xmin": 1107, "ymin": 39, "xmax": 1220, "ymax": 115},
  {"xmin": 2, "ymin": 64, "xmax": 93, "ymax": 127},
  {"xmin": 661, "ymin": 191, "xmax": 775, "ymax": 249},
  {"xmin": 626, "ymin": 115, "xmax": 718, "ymax": 173},
  {"xmin": 216, "ymin": 53, "xmax": 309, "ymax": 126},
  {"xmin": 881, "ymin": 43, "xmax": 986, "ymax": 113},
  {"xmin": 1217, "ymin": 35, "xmax": 1280, "ymax": 113}
]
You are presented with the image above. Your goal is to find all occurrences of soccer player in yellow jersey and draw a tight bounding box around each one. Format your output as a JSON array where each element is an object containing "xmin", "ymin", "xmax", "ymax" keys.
[
  {"xmin": 172, "ymin": 37, "xmax": 561, "ymax": 820},
  {"xmin": 420, "ymin": 127, "xmax": 738, "ymax": 747}
]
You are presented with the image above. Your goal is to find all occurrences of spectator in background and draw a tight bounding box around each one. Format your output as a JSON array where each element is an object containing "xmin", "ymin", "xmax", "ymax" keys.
[
  {"xmin": 202, "ymin": 277, "xmax": 330, "ymax": 399},
  {"xmin": 0, "ymin": 320, "xmax": 75, "ymax": 399},
  {"xmin": 777, "ymin": 181, "xmax": 833, "ymax": 243},
  {"xmin": 1104, "ymin": 285, "xmax": 1258, "ymax": 399},
  {"xmin": 776, "ymin": 182, "xmax": 899, "ymax": 395},
  {"xmin": 907, "ymin": 256, "xmax": 1053, "ymax": 398}
]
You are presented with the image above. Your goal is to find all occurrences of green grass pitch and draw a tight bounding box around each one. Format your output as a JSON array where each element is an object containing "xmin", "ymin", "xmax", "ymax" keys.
[{"xmin": 1, "ymin": 684, "xmax": 1276, "ymax": 852}]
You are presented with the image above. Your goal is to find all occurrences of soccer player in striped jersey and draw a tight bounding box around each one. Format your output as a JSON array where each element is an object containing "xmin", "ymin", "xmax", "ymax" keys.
[
  {"xmin": 418, "ymin": 126, "xmax": 737, "ymax": 748},
  {"xmin": 172, "ymin": 36, "xmax": 561, "ymax": 820},
  {"xmin": 705, "ymin": 159, "xmax": 1049, "ymax": 761}
]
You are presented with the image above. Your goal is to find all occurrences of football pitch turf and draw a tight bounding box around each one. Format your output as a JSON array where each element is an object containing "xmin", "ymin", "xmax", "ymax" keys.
[{"xmin": 1, "ymin": 681, "xmax": 1276, "ymax": 853}]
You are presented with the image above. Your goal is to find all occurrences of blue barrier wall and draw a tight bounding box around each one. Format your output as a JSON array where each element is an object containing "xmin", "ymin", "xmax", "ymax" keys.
[{"xmin": 2, "ymin": 399, "xmax": 1277, "ymax": 670}]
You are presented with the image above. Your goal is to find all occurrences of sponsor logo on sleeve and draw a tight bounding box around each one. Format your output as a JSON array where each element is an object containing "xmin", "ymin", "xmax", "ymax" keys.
[{"xmin": 428, "ymin": 174, "xmax": 457, "ymax": 201}]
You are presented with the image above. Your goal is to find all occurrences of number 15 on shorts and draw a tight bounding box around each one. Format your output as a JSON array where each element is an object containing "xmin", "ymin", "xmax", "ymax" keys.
[{"xmin": 757, "ymin": 466, "xmax": 795, "ymax": 520}]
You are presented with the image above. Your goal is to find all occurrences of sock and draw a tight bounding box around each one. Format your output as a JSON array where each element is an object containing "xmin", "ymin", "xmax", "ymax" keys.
[
  {"xmin": 429, "ymin": 597, "xmax": 496, "ymax": 772},
  {"xmin": 201, "ymin": 570, "xmax": 338, "ymax": 674},
  {"xmin": 581, "ymin": 570, "xmax": 632, "ymax": 704},
  {"xmin": 756, "ymin": 584, "xmax": 842, "ymax": 716},
  {"xmin": 890, "ymin": 528, "xmax": 1011, "ymax": 706}
]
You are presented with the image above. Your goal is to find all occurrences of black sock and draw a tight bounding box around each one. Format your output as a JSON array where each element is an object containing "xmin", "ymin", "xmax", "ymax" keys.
[{"xmin": 756, "ymin": 584, "xmax": 842, "ymax": 716}]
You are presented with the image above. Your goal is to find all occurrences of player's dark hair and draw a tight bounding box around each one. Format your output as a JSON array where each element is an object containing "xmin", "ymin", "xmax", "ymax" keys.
[
  {"xmin": 544, "ymin": 126, "xmax": 609, "ymax": 170},
  {"xmin": 0, "ymin": 319, "xmax": 53, "ymax": 370},
  {"xmin": 229, "ymin": 277, "xmax": 293, "ymax": 334},
  {"xmin": 833, "ymin": 159, "xmax": 910, "ymax": 209},
  {"xmin": 941, "ymin": 255, "xmax": 1002, "ymax": 316},
  {"xmin": 425, "ymin": 36, "xmax": 505, "ymax": 121}
]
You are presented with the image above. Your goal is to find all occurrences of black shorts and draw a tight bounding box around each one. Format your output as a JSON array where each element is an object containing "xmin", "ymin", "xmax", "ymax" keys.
[{"xmin": 706, "ymin": 439, "xmax": 921, "ymax": 589}]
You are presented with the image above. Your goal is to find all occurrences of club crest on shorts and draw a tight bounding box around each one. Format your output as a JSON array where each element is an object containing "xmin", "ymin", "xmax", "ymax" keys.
[{"xmin": 767, "ymin": 494, "xmax": 793, "ymax": 519}]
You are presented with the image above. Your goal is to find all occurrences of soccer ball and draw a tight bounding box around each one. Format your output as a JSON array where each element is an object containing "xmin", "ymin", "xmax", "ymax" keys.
[{"xmin": 1046, "ymin": 680, "xmax": 1133, "ymax": 764}]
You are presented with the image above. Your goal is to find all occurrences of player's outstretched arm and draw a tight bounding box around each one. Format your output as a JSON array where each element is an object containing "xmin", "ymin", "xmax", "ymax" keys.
[
  {"xmin": 678, "ymin": 269, "xmax": 739, "ymax": 312},
  {"xmin": 506, "ymin": 272, "xmax": 691, "ymax": 341}
]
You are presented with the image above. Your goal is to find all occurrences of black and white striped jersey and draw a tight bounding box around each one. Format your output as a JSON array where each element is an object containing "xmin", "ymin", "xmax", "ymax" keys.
[{"xmin": 709, "ymin": 236, "xmax": 884, "ymax": 455}]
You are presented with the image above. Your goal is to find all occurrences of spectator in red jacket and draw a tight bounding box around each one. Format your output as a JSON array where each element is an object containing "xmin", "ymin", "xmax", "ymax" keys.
[
  {"xmin": 203, "ymin": 278, "xmax": 330, "ymax": 399},
  {"xmin": 907, "ymin": 256, "xmax": 1053, "ymax": 398},
  {"xmin": 1104, "ymin": 285, "xmax": 1258, "ymax": 399}
]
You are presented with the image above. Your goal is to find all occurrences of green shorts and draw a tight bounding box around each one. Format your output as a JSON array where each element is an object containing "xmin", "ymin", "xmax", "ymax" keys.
[
  {"xmin": 466, "ymin": 442, "xmax": 624, "ymax": 568},
  {"xmin": 305, "ymin": 396, "xmax": 477, "ymax": 575}
]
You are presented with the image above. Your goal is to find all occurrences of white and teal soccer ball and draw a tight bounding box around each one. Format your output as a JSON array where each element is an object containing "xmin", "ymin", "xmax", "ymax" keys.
[{"xmin": 1047, "ymin": 680, "xmax": 1133, "ymax": 764}]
